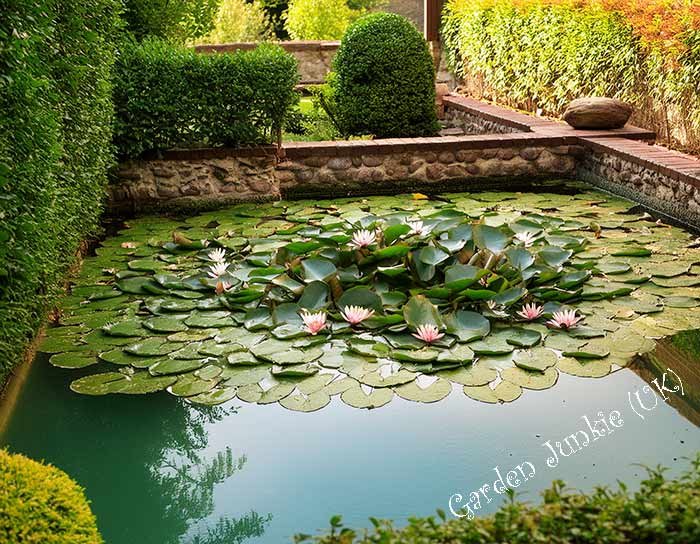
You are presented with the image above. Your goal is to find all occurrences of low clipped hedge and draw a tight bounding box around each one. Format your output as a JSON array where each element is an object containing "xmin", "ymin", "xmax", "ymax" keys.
[
  {"xmin": 296, "ymin": 458, "xmax": 700, "ymax": 542},
  {"xmin": 0, "ymin": 450, "xmax": 102, "ymax": 544},
  {"xmin": 330, "ymin": 13, "xmax": 439, "ymax": 138},
  {"xmin": 113, "ymin": 40, "xmax": 299, "ymax": 158},
  {"xmin": 0, "ymin": 0, "xmax": 120, "ymax": 385}
]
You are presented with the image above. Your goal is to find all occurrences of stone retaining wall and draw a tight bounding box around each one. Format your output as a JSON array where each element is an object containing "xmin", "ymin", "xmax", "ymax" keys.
[
  {"xmin": 109, "ymin": 94, "xmax": 700, "ymax": 227},
  {"xmin": 443, "ymin": 107, "xmax": 521, "ymax": 135},
  {"xmin": 278, "ymin": 140, "xmax": 578, "ymax": 198},
  {"xmin": 111, "ymin": 148, "xmax": 278, "ymax": 213},
  {"xmin": 577, "ymin": 138, "xmax": 700, "ymax": 228}
]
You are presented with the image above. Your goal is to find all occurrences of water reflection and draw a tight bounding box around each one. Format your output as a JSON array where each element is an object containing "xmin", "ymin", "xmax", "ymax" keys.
[
  {"xmin": 633, "ymin": 331, "xmax": 700, "ymax": 428},
  {"xmin": 0, "ymin": 356, "xmax": 271, "ymax": 544}
]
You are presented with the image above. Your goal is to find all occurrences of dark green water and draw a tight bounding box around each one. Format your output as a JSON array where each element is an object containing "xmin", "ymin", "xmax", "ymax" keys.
[{"xmin": 2, "ymin": 342, "xmax": 700, "ymax": 543}]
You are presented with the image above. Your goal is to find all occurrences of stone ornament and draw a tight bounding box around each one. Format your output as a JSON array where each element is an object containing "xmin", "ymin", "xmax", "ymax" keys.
[{"xmin": 563, "ymin": 97, "xmax": 633, "ymax": 130}]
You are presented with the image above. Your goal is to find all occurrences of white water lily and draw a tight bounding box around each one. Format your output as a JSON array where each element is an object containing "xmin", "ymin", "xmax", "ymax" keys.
[
  {"xmin": 340, "ymin": 305, "xmax": 375, "ymax": 325},
  {"xmin": 207, "ymin": 262, "xmax": 230, "ymax": 278},
  {"xmin": 207, "ymin": 248, "xmax": 227, "ymax": 263},
  {"xmin": 407, "ymin": 220, "xmax": 427, "ymax": 236},
  {"xmin": 349, "ymin": 229, "xmax": 376, "ymax": 249},
  {"xmin": 486, "ymin": 300, "xmax": 509, "ymax": 318},
  {"xmin": 514, "ymin": 231, "xmax": 538, "ymax": 247}
]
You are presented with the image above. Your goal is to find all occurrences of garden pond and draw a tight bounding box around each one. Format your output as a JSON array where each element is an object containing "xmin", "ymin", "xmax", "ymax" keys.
[{"xmin": 2, "ymin": 183, "xmax": 700, "ymax": 542}]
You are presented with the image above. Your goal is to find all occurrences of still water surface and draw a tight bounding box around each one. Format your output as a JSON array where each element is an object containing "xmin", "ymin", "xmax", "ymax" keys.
[{"xmin": 2, "ymin": 339, "xmax": 700, "ymax": 543}]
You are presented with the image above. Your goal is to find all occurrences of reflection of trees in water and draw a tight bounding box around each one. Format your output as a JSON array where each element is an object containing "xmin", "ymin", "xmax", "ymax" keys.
[
  {"xmin": 1, "ymin": 359, "xmax": 271, "ymax": 544},
  {"xmin": 159, "ymin": 446, "xmax": 271, "ymax": 544}
]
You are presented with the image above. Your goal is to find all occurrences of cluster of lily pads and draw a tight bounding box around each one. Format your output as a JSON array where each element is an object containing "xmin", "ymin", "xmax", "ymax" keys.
[{"xmin": 41, "ymin": 187, "xmax": 700, "ymax": 411}]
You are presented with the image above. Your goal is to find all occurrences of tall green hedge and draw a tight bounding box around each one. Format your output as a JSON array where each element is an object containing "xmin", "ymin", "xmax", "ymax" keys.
[
  {"xmin": 0, "ymin": 0, "xmax": 120, "ymax": 384},
  {"xmin": 297, "ymin": 457, "xmax": 700, "ymax": 543},
  {"xmin": 0, "ymin": 449, "xmax": 103, "ymax": 543},
  {"xmin": 330, "ymin": 13, "xmax": 439, "ymax": 138},
  {"xmin": 113, "ymin": 40, "xmax": 299, "ymax": 158}
]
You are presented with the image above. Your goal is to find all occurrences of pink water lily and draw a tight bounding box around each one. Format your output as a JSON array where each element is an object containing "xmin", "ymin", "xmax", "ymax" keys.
[
  {"xmin": 546, "ymin": 309, "xmax": 584, "ymax": 330},
  {"xmin": 215, "ymin": 280, "xmax": 232, "ymax": 295},
  {"xmin": 300, "ymin": 310, "xmax": 327, "ymax": 335},
  {"xmin": 349, "ymin": 229, "xmax": 376, "ymax": 249},
  {"xmin": 340, "ymin": 305, "xmax": 375, "ymax": 325},
  {"xmin": 207, "ymin": 262, "xmax": 229, "ymax": 278},
  {"xmin": 208, "ymin": 248, "xmax": 227, "ymax": 263},
  {"xmin": 517, "ymin": 303, "xmax": 545, "ymax": 321},
  {"xmin": 412, "ymin": 324, "xmax": 444, "ymax": 344}
]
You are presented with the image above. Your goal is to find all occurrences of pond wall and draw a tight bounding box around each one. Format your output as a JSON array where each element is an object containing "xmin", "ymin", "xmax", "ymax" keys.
[{"xmin": 110, "ymin": 95, "xmax": 700, "ymax": 228}]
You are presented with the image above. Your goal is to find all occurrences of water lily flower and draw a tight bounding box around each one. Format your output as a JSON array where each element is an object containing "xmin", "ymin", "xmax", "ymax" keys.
[
  {"xmin": 300, "ymin": 310, "xmax": 327, "ymax": 335},
  {"xmin": 546, "ymin": 309, "xmax": 584, "ymax": 330},
  {"xmin": 349, "ymin": 229, "xmax": 376, "ymax": 249},
  {"xmin": 407, "ymin": 220, "xmax": 427, "ymax": 236},
  {"xmin": 340, "ymin": 305, "xmax": 375, "ymax": 325},
  {"xmin": 516, "ymin": 303, "xmax": 545, "ymax": 321},
  {"xmin": 514, "ymin": 231, "xmax": 538, "ymax": 247},
  {"xmin": 207, "ymin": 262, "xmax": 230, "ymax": 278},
  {"xmin": 215, "ymin": 280, "xmax": 232, "ymax": 295},
  {"xmin": 412, "ymin": 324, "xmax": 444, "ymax": 344},
  {"xmin": 486, "ymin": 300, "xmax": 510, "ymax": 318},
  {"xmin": 208, "ymin": 248, "xmax": 227, "ymax": 263}
]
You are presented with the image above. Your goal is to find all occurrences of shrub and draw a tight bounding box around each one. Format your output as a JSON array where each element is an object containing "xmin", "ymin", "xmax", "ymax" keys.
[
  {"xmin": 259, "ymin": 0, "xmax": 290, "ymax": 39},
  {"xmin": 0, "ymin": 0, "xmax": 119, "ymax": 384},
  {"xmin": 191, "ymin": 0, "xmax": 272, "ymax": 44},
  {"xmin": 296, "ymin": 457, "xmax": 700, "ymax": 543},
  {"xmin": 442, "ymin": 0, "xmax": 700, "ymax": 152},
  {"xmin": 122, "ymin": 0, "xmax": 220, "ymax": 42},
  {"xmin": 285, "ymin": 0, "xmax": 356, "ymax": 40},
  {"xmin": 113, "ymin": 40, "xmax": 299, "ymax": 158},
  {"xmin": 0, "ymin": 450, "xmax": 103, "ymax": 543},
  {"xmin": 330, "ymin": 13, "xmax": 439, "ymax": 138}
]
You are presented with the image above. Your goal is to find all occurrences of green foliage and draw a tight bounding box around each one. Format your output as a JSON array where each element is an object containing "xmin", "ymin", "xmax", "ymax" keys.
[
  {"xmin": 331, "ymin": 13, "xmax": 439, "ymax": 138},
  {"xmin": 441, "ymin": 0, "xmax": 700, "ymax": 152},
  {"xmin": 296, "ymin": 457, "xmax": 700, "ymax": 542},
  {"xmin": 191, "ymin": 0, "xmax": 272, "ymax": 44},
  {"xmin": 122, "ymin": 0, "xmax": 220, "ymax": 42},
  {"xmin": 258, "ymin": 0, "xmax": 290, "ymax": 39},
  {"xmin": 285, "ymin": 0, "xmax": 356, "ymax": 40},
  {"xmin": 0, "ymin": 0, "xmax": 120, "ymax": 384},
  {"xmin": 113, "ymin": 40, "xmax": 299, "ymax": 157},
  {"xmin": 0, "ymin": 449, "xmax": 103, "ymax": 543}
]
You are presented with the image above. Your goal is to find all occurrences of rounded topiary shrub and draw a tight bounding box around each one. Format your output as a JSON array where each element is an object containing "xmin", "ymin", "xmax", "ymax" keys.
[
  {"xmin": 331, "ymin": 12, "xmax": 439, "ymax": 138},
  {"xmin": 0, "ymin": 450, "xmax": 103, "ymax": 544}
]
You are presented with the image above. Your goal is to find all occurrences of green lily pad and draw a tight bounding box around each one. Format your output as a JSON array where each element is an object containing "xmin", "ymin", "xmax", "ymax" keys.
[
  {"xmin": 49, "ymin": 352, "xmax": 97, "ymax": 369},
  {"xmin": 279, "ymin": 390, "xmax": 331, "ymax": 412},
  {"xmin": 464, "ymin": 382, "xmax": 522, "ymax": 403},
  {"xmin": 557, "ymin": 357, "xmax": 612, "ymax": 378},
  {"xmin": 394, "ymin": 377, "xmax": 452, "ymax": 403},
  {"xmin": 187, "ymin": 386, "xmax": 238, "ymax": 406},
  {"xmin": 501, "ymin": 366, "xmax": 558, "ymax": 390},
  {"xmin": 341, "ymin": 385, "xmax": 393, "ymax": 409},
  {"xmin": 513, "ymin": 348, "xmax": 558, "ymax": 371},
  {"xmin": 444, "ymin": 311, "xmax": 490, "ymax": 342}
]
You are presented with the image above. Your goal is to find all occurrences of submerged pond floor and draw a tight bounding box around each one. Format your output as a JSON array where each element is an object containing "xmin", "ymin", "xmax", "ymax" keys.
[{"xmin": 2, "ymin": 183, "xmax": 700, "ymax": 542}]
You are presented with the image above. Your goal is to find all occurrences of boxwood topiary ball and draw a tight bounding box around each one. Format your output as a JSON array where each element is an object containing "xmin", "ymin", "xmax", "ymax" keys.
[
  {"xmin": 331, "ymin": 12, "xmax": 440, "ymax": 138},
  {"xmin": 0, "ymin": 450, "xmax": 103, "ymax": 544}
]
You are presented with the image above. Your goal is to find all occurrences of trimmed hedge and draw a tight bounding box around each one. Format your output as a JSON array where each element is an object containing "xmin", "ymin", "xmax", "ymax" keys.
[
  {"xmin": 113, "ymin": 40, "xmax": 299, "ymax": 158},
  {"xmin": 331, "ymin": 13, "xmax": 439, "ymax": 138},
  {"xmin": 0, "ymin": 450, "xmax": 103, "ymax": 543},
  {"xmin": 296, "ymin": 457, "xmax": 700, "ymax": 543},
  {"xmin": 442, "ymin": 0, "xmax": 700, "ymax": 153},
  {"xmin": 0, "ymin": 0, "xmax": 120, "ymax": 385}
]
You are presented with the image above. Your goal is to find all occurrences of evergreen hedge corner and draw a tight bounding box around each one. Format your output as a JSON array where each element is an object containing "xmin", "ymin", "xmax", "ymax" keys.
[
  {"xmin": 330, "ymin": 13, "xmax": 440, "ymax": 138},
  {"xmin": 0, "ymin": 449, "xmax": 103, "ymax": 544}
]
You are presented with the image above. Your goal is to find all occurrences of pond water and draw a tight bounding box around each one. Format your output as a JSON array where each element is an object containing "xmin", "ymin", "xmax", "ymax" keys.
[
  {"xmin": 2, "ymin": 185, "xmax": 700, "ymax": 543},
  {"xmin": 2, "ymin": 344, "xmax": 700, "ymax": 543}
]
